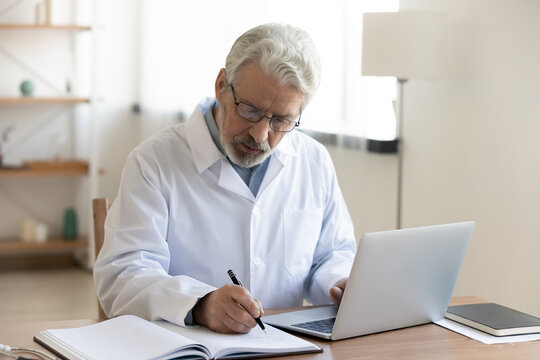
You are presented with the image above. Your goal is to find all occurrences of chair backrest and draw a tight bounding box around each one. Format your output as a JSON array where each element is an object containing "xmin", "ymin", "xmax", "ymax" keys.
[{"xmin": 92, "ymin": 198, "xmax": 109, "ymax": 320}]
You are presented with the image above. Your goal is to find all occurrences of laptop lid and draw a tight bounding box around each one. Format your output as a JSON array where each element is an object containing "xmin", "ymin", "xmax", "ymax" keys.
[{"xmin": 263, "ymin": 221, "xmax": 475, "ymax": 340}]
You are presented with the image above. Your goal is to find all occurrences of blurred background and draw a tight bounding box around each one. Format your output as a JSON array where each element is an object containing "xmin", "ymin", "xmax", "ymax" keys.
[{"xmin": 0, "ymin": 0, "xmax": 538, "ymax": 322}]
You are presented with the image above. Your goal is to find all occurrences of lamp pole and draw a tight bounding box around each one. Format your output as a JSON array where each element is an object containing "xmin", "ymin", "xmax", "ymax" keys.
[{"xmin": 396, "ymin": 78, "xmax": 407, "ymax": 229}]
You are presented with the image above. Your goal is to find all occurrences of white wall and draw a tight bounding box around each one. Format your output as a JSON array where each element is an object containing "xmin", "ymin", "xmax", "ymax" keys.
[
  {"xmin": 399, "ymin": 0, "xmax": 540, "ymax": 316},
  {"xmin": 92, "ymin": 0, "xmax": 142, "ymax": 202},
  {"xmin": 327, "ymin": 145, "xmax": 397, "ymax": 240}
]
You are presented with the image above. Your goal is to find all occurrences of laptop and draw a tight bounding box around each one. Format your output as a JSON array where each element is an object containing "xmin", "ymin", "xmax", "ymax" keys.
[{"xmin": 263, "ymin": 222, "xmax": 475, "ymax": 340}]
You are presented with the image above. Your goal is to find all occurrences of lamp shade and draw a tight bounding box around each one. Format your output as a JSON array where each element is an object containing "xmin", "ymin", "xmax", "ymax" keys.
[{"xmin": 361, "ymin": 11, "xmax": 446, "ymax": 80}]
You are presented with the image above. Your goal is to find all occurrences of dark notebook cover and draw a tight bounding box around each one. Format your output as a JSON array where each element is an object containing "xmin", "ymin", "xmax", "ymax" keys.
[{"xmin": 446, "ymin": 303, "xmax": 540, "ymax": 336}]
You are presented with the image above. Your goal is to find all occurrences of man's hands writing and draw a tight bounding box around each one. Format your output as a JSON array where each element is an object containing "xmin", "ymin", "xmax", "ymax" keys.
[{"xmin": 193, "ymin": 284, "xmax": 264, "ymax": 334}]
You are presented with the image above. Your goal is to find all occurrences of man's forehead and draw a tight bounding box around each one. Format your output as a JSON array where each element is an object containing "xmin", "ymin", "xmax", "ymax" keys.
[{"xmin": 234, "ymin": 64, "xmax": 304, "ymax": 110}]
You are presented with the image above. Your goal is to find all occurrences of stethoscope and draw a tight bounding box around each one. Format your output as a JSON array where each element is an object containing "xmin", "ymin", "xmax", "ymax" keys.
[{"xmin": 0, "ymin": 344, "xmax": 59, "ymax": 360}]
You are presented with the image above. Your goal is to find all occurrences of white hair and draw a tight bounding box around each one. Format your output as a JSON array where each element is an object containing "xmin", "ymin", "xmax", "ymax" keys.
[{"xmin": 224, "ymin": 23, "xmax": 321, "ymax": 108}]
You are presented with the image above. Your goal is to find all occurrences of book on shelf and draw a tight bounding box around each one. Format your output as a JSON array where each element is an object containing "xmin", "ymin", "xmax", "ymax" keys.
[
  {"xmin": 34, "ymin": 315, "xmax": 322, "ymax": 360},
  {"xmin": 445, "ymin": 302, "xmax": 540, "ymax": 336}
]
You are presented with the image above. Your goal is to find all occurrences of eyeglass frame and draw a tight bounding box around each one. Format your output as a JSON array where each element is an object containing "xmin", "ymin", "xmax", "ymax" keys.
[{"xmin": 229, "ymin": 84, "xmax": 302, "ymax": 133}]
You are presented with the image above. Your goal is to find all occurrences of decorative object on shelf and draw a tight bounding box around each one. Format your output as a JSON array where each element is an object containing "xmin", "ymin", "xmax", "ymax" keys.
[
  {"xmin": 19, "ymin": 218, "xmax": 49, "ymax": 243},
  {"xmin": 44, "ymin": 0, "xmax": 51, "ymax": 24},
  {"xmin": 35, "ymin": 0, "xmax": 51, "ymax": 25},
  {"xmin": 34, "ymin": 223, "xmax": 48, "ymax": 243},
  {"xmin": 62, "ymin": 207, "xmax": 78, "ymax": 240},
  {"xmin": 19, "ymin": 80, "xmax": 35, "ymax": 96},
  {"xmin": 35, "ymin": 2, "xmax": 44, "ymax": 24},
  {"xmin": 20, "ymin": 218, "xmax": 37, "ymax": 243},
  {"xmin": 0, "ymin": 126, "xmax": 14, "ymax": 167}
]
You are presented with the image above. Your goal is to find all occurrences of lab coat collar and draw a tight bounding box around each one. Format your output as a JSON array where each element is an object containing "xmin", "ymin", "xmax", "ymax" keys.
[
  {"xmin": 184, "ymin": 98, "xmax": 224, "ymax": 174},
  {"xmin": 273, "ymin": 131, "xmax": 297, "ymax": 164}
]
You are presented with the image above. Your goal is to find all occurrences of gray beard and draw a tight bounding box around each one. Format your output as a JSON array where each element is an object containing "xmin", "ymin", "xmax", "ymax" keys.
[{"xmin": 221, "ymin": 134, "xmax": 272, "ymax": 168}]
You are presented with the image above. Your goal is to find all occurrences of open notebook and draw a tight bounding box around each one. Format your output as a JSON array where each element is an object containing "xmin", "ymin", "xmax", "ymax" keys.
[{"xmin": 34, "ymin": 315, "xmax": 321, "ymax": 360}]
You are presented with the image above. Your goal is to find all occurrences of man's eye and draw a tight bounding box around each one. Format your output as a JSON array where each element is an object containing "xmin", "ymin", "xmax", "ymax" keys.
[
  {"xmin": 273, "ymin": 117, "xmax": 290, "ymax": 124},
  {"xmin": 243, "ymin": 106, "xmax": 261, "ymax": 116},
  {"xmin": 238, "ymin": 106, "xmax": 263, "ymax": 120}
]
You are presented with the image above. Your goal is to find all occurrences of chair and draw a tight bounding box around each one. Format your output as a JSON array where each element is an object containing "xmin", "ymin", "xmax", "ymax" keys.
[{"xmin": 92, "ymin": 198, "xmax": 109, "ymax": 320}]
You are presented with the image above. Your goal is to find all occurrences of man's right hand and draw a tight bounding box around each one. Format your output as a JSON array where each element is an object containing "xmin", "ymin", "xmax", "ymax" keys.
[{"xmin": 192, "ymin": 284, "xmax": 264, "ymax": 334}]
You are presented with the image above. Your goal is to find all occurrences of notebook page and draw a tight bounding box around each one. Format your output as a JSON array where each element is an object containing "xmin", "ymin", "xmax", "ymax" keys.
[
  {"xmin": 42, "ymin": 315, "xmax": 208, "ymax": 360},
  {"xmin": 157, "ymin": 321, "xmax": 319, "ymax": 358}
]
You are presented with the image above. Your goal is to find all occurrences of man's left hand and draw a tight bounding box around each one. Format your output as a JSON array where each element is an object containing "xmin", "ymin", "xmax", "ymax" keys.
[{"xmin": 329, "ymin": 278, "xmax": 348, "ymax": 304}]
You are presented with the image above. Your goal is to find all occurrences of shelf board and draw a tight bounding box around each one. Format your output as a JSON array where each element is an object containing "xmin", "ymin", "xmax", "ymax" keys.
[
  {"xmin": 0, "ymin": 235, "xmax": 88, "ymax": 255},
  {"xmin": 0, "ymin": 97, "xmax": 90, "ymax": 104},
  {"xmin": 0, "ymin": 163, "xmax": 89, "ymax": 178},
  {"xmin": 0, "ymin": 24, "xmax": 91, "ymax": 31}
]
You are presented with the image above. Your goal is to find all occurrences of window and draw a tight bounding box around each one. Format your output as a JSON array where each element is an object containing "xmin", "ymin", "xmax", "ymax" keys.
[{"xmin": 140, "ymin": 0, "xmax": 399, "ymax": 140}]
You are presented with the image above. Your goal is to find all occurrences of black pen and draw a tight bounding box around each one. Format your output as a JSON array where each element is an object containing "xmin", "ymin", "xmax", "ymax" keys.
[{"xmin": 227, "ymin": 269, "xmax": 267, "ymax": 334}]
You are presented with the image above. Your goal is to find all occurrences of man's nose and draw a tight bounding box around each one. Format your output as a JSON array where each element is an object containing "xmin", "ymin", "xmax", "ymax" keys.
[{"xmin": 248, "ymin": 117, "xmax": 271, "ymax": 144}]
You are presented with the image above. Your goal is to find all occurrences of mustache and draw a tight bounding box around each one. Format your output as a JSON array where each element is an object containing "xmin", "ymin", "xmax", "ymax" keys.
[{"xmin": 233, "ymin": 135, "xmax": 270, "ymax": 152}]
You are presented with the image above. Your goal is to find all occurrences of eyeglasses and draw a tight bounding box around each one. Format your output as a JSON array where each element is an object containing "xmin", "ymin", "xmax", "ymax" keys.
[{"xmin": 230, "ymin": 84, "xmax": 301, "ymax": 133}]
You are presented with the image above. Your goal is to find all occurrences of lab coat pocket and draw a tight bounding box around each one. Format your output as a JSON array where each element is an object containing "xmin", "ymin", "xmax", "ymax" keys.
[{"xmin": 283, "ymin": 208, "xmax": 323, "ymax": 277}]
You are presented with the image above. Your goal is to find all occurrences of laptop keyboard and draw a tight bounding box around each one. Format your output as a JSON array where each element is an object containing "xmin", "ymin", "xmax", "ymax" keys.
[{"xmin": 292, "ymin": 317, "xmax": 336, "ymax": 334}]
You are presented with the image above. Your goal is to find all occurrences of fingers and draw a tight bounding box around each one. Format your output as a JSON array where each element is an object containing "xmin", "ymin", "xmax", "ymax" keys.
[
  {"xmin": 254, "ymin": 298, "xmax": 264, "ymax": 318},
  {"xmin": 334, "ymin": 277, "xmax": 347, "ymax": 290},
  {"xmin": 329, "ymin": 286, "xmax": 344, "ymax": 304},
  {"xmin": 193, "ymin": 284, "xmax": 264, "ymax": 334},
  {"xmin": 231, "ymin": 286, "xmax": 264, "ymax": 319},
  {"xmin": 329, "ymin": 277, "xmax": 348, "ymax": 304},
  {"xmin": 217, "ymin": 305, "xmax": 255, "ymax": 334}
]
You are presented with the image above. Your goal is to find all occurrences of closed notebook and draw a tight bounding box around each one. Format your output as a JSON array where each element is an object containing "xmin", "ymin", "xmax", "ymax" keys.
[
  {"xmin": 445, "ymin": 303, "xmax": 540, "ymax": 336},
  {"xmin": 34, "ymin": 315, "xmax": 321, "ymax": 360}
]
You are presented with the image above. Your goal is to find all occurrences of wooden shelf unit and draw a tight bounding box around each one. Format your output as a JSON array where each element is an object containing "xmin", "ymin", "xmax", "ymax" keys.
[
  {"xmin": 0, "ymin": 235, "xmax": 88, "ymax": 255},
  {"xmin": 0, "ymin": 24, "xmax": 91, "ymax": 31},
  {"xmin": 0, "ymin": 97, "xmax": 90, "ymax": 104},
  {"xmin": 0, "ymin": 16, "xmax": 96, "ymax": 269}
]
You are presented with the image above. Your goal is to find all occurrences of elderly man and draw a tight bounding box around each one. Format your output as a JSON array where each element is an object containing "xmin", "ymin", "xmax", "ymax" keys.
[{"xmin": 94, "ymin": 23, "xmax": 356, "ymax": 334}]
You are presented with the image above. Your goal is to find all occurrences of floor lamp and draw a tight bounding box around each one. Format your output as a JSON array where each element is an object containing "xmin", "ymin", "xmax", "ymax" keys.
[{"xmin": 361, "ymin": 11, "xmax": 446, "ymax": 229}]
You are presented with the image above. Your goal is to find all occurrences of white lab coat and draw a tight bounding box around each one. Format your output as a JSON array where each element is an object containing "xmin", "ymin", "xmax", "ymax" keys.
[{"xmin": 94, "ymin": 98, "xmax": 356, "ymax": 326}]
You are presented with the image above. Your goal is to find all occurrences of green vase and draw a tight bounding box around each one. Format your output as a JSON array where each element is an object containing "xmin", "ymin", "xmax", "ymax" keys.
[{"xmin": 63, "ymin": 207, "xmax": 78, "ymax": 240}]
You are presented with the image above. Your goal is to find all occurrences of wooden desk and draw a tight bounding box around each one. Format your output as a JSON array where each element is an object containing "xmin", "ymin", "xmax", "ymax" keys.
[{"xmin": 2, "ymin": 297, "xmax": 540, "ymax": 360}]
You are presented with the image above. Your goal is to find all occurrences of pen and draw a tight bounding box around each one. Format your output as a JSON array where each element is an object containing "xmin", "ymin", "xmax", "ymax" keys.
[{"xmin": 227, "ymin": 269, "xmax": 267, "ymax": 334}]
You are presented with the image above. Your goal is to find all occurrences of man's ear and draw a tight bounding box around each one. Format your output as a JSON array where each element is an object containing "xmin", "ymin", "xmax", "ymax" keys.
[{"xmin": 215, "ymin": 68, "xmax": 228, "ymax": 103}]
